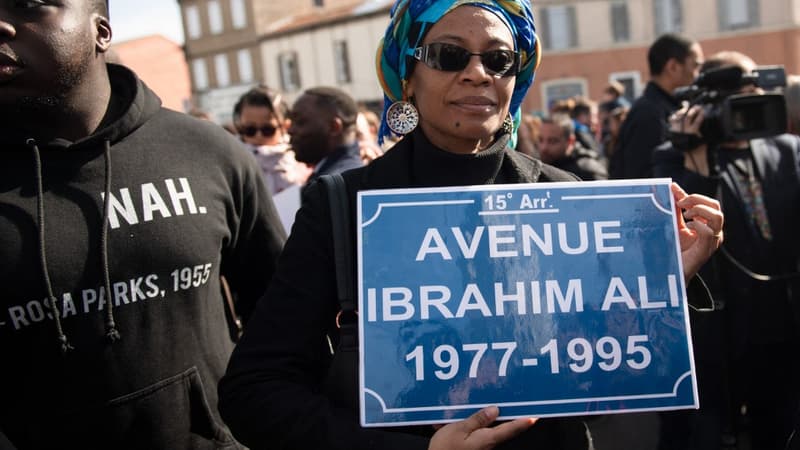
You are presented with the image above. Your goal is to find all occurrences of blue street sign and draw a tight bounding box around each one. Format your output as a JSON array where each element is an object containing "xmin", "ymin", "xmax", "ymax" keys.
[{"xmin": 357, "ymin": 179, "xmax": 698, "ymax": 426}]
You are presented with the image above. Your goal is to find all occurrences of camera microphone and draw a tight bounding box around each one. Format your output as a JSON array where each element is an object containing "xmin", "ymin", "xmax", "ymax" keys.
[{"xmin": 695, "ymin": 66, "xmax": 746, "ymax": 91}]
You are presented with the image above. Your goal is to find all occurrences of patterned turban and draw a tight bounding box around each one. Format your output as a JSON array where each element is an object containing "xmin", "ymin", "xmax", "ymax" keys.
[{"xmin": 376, "ymin": 0, "xmax": 540, "ymax": 145}]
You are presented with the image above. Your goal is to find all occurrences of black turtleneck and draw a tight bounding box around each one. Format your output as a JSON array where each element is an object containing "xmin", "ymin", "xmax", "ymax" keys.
[{"xmin": 407, "ymin": 128, "xmax": 512, "ymax": 187}]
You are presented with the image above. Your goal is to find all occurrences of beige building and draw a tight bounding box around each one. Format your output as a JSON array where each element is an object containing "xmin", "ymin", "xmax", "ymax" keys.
[
  {"xmin": 177, "ymin": 0, "xmax": 383, "ymax": 122},
  {"xmin": 178, "ymin": 0, "xmax": 800, "ymax": 120},
  {"xmin": 178, "ymin": 0, "xmax": 264, "ymax": 122},
  {"xmin": 528, "ymin": 0, "xmax": 800, "ymax": 114}
]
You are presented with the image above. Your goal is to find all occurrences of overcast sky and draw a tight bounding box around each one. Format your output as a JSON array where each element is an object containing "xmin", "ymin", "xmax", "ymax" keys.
[{"xmin": 110, "ymin": 0, "xmax": 185, "ymax": 44}]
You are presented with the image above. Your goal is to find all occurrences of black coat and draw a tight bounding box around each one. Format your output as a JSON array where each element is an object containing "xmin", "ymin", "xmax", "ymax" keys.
[
  {"xmin": 610, "ymin": 82, "xmax": 680, "ymax": 179},
  {"xmin": 219, "ymin": 129, "xmax": 589, "ymax": 450}
]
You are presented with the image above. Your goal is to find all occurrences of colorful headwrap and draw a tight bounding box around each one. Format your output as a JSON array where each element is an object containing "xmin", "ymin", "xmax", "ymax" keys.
[{"xmin": 376, "ymin": 0, "xmax": 541, "ymax": 145}]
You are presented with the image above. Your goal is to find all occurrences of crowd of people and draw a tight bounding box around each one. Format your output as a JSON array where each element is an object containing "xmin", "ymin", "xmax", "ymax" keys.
[{"xmin": 1, "ymin": 0, "xmax": 797, "ymax": 449}]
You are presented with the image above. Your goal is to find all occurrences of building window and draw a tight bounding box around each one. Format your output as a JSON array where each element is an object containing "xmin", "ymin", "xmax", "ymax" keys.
[
  {"xmin": 333, "ymin": 40, "xmax": 352, "ymax": 84},
  {"xmin": 237, "ymin": 49, "xmax": 254, "ymax": 83},
  {"xmin": 610, "ymin": 1, "xmax": 630, "ymax": 43},
  {"xmin": 541, "ymin": 78, "xmax": 587, "ymax": 111},
  {"xmin": 609, "ymin": 71, "xmax": 642, "ymax": 103},
  {"xmin": 207, "ymin": 0, "xmax": 224, "ymax": 34},
  {"xmin": 279, "ymin": 52, "xmax": 301, "ymax": 92},
  {"xmin": 192, "ymin": 58, "xmax": 209, "ymax": 91},
  {"xmin": 185, "ymin": 5, "xmax": 202, "ymax": 39},
  {"xmin": 539, "ymin": 6, "xmax": 577, "ymax": 51},
  {"xmin": 718, "ymin": 0, "xmax": 759, "ymax": 30},
  {"xmin": 653, "ymin": 0, "xmax": 683, "ymax": 35},
  {"xmin": 215, "ymin": 53, "xmax": 230, "ymax": 87},
  {"xmin": 230, "ymin": 0, "xmax": 247, "ymax": 29}
]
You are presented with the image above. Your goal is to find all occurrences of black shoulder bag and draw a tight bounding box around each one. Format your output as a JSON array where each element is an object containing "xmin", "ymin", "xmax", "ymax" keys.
[{"xmin": 319, "ymin": 174, "xmax": 360, "ymax": 414}]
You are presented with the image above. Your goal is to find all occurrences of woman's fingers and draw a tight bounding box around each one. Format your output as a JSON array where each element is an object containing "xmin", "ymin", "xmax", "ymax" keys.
[{"xmin": 429, "ymin": 406, "xmax": 537, "ymax": 450}]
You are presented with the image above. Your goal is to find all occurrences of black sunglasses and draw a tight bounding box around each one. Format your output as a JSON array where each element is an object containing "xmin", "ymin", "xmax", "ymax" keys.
[
  {"xmin": 238, "ymin": 124, "xmax": 278, "ymax": 138},
  {"xmin": 413, "ymin": 43, "xmax": 519, "ymax": 77}
]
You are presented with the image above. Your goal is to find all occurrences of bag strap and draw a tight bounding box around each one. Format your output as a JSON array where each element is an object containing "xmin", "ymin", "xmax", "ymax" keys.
[
  {"xmin": 319, "ymin": 175, "xmax": 357, "ymax": 350},
  {"xmin": 320, "ymin": 174, "xmax": 354, "ymax": 312}
]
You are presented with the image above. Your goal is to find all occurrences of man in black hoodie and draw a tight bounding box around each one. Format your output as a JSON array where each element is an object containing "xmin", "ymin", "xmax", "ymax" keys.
[{"xmin": 0, "ymin": 1, "xmax": 286, "ymax": 448}]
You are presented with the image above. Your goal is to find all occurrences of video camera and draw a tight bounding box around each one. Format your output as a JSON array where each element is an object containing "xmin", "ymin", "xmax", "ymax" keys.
[{"xmin": 673, "ymin": 65, "xmax": 787, "ymax": 143}]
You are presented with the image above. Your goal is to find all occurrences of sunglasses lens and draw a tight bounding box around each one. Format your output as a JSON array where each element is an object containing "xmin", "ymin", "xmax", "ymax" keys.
[
  {"xmin": 436, "ymin": 44, "xmax": 471, "ymax": 71},
  {"xmin": 483, "ymin": 50, "xmax": 516, "ymax": 76},
  {"xmin": 240, "ymin": 125, "xmax": 277, "ymax": 137}
]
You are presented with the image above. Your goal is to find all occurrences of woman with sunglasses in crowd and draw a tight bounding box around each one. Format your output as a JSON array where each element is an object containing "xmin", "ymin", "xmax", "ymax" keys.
[
  {"xmin": 233, "ymin": 86, "xmax": 311, "ymax": 194},
  {"xmin": 218, "ymin": 1, "xmax": 724, "ymax": 449}
]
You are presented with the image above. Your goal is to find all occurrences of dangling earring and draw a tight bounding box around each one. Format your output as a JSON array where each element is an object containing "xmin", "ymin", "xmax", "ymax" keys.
[
  {"xmin": 386, "ymin": 101, "xmax": 419, "ymax": 136},
  {"xmin": 501, "ymin": 114, "xmax": 514, "ymax": 135},
  {"xmin": 386, "ymin": 83, "xmax": 419, "ymax": 136}
]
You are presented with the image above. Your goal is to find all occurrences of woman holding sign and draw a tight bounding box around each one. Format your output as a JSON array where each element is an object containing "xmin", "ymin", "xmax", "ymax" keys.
[{"xmin": 219, "ymin": 0, "xmax": 724, "ymax": 448}]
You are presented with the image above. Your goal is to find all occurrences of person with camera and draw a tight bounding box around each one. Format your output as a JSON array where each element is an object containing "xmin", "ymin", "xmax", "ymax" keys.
[
  {"xmin": 653, "ymin": 51, "xmax": 800, "ymax": 450},
  {"xmin": 609, "ymin": 33, "xmax": 704, "ymax": 180}
]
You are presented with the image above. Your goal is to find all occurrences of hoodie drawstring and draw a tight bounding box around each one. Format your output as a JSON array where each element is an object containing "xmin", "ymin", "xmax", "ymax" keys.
[
  {"xmin": 27, "ymin": 139, "xmax": 120, "ymax": 355},
  {"xmin": 101, "ymin": 140, "xmax": 121, "ymax": 343},
  {"xmin": 29, "ymin": 139, "xmax": 74, "ymax": 354}
]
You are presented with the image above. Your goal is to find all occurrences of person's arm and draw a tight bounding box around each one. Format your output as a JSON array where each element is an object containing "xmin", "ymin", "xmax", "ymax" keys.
[
  {"xmin": 610, "ymin": 106, "xmax": 664, "ymax": 178},
  {"xmin": 220, "ymin": 145, "xmax": 287, "ymax": 325},
  {"xmin": 653, "ymin": 105, "xmax": 718, "ymax": 197}
]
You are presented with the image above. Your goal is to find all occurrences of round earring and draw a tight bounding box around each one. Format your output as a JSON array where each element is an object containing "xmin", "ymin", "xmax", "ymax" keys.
[{"xmin": 385, "ymin": 101, "xmax": 419, "ymax": 136}]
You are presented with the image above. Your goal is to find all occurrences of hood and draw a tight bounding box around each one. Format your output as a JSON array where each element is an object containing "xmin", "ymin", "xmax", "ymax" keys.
[{"xmin": 70, "ymin": 63, "xmax": 163, "ymax": 149}]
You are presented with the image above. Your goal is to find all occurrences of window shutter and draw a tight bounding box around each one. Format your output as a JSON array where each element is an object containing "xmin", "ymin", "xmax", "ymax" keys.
[
  {"xmin": 568, "ymin": 6, "xmax": 578, "ymax": 48},
  {"xmin": 611, "ymin": 2, "xmax": 630, "ymax": 42},
  {"xmin": 748, "ymin": 0, "xmax": 760, "ymax": 27},
  {"xmin": 672, "ymin": 0, "xmax": 683, "ymax": 32},
  {"xmin": 717, "ymin": 0, "xmax": 728, "ymax": 30},
  {"xmin": 540, "ymin": 7, "xmax": 551, "ymax": 51}
]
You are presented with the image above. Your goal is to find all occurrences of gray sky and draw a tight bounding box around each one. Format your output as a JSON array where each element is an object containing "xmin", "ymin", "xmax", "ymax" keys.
[{"xmin": 110, "ymin": 0, "xmax": 185, "ymax": 44}]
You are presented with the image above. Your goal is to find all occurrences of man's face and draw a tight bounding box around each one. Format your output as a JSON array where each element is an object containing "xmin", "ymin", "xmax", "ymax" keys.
[
  {"xmin": 537, "ymin": 122, "xmax": 572, "ymax": 164},
  {"xmin": 0, "ymin": 0, "xmax": 98, "ymax": 110},
  {"xmin": 288, "ymin": 93, "xmax": 333, "ymax": 165},
  {"xmin": 675, "ymin": 43, "xmax": 704, "ymax": 88}
]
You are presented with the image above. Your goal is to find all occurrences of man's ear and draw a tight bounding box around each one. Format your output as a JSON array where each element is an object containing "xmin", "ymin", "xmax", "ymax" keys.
[
  {"xmin": 94, "ymin": 14, "xmax": 113, "ymax": 53},
  {"xmin": 330, "ymin": 116, "xmax": 344, "ymax": 136},
  {"xmin": 664, "ymin": 58, "xmax": 681, "ymax": 79}
]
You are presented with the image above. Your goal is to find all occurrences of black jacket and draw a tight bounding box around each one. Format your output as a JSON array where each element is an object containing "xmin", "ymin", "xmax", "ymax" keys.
[
  {"xmin": 653, "ymin": 136, "xmax": 800, "ymax": 351},
  {"xmin": 610, "ymin": 81, "xmax": 680, "ymax": 179},
  {"xmin": 0, "ymin": 64, "xmax": 286, "ymax": 449},
  {"xmin": 306, "ymin": 142, "xmax": 364, "ymax": 185},
  {"xmin": 550, "ymin": 145, "xmax": 609, "ymax": 181},
  {"xmin": 219, "ymin": 129, "xmax": 589, "ymax": 450}
]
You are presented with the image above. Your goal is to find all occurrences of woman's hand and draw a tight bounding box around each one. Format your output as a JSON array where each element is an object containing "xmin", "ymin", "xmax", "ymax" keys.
[
  {"xmin": 671, "ymin": 183, "xmax": 724, "ymax": 280},
  {"xmin": 428, "ymin": 406, "xmax": 536, "ymax": 450}
]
